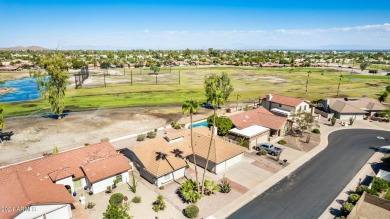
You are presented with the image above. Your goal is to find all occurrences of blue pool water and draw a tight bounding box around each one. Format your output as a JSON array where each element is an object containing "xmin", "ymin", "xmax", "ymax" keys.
[
  {"xmin": 0, "ymin": 75, "xmax": 73, "ymax": 103},
  {"xmin": 191, "ymin": 120, "xmax": 209, "ymax": 128}
]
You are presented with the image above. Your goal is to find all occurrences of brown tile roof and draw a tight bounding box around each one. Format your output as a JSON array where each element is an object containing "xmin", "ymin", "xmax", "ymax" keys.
[
  {"xmin": 0, "ymin": 142, "xmax": 126, "ymax": 183},
  {"xmin": 229, "ymin": 107, "xmax": 287, "ymax": 130},
  {"xmin": 81, "ymin": 154, "xmax": 131, "ymax": 183},
  {"xmin": 191, "ymin": 127, "xmax": 245, "ymax": 164},
  {"xmin": 262, "ymin": 93, "xmax": 304, "ymax": 107},
  {"xmin": 132, "ymin": 127, "xmax": 244, "ymax": 177},
  {"xmin": 328, "ymin": 98, "xmax": 387, "ymax": 113},
  {"xmin": 131, "ymin": 137, "xmax": 189, "ymax": 178},
  {"xmin": 0, "ymin": 172, "xmax": 74, "ymax": 219}
]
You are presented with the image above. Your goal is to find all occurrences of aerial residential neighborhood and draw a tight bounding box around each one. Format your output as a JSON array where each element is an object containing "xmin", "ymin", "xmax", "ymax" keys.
[{"xmin": 1, "ymin": 1, "xmax": 390, "ymax": 219}]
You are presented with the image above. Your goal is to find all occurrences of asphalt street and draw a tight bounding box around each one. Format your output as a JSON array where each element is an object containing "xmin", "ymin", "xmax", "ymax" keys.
[{"xmin": 228, "ymin": 129, "xmax": 390, "ymax": 219}]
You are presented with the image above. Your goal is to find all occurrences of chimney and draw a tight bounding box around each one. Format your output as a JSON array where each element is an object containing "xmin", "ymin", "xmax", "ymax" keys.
[
  {"xmin": 211, "ymin": 126, "xmax": 218, "ymax": 136},
  {"xmin": 266, "ymin": 93, "xmax": 272, "ymax": 101}
]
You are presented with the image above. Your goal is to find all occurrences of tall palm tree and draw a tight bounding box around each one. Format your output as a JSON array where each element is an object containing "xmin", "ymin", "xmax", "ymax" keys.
[
  {"xmin": 182, "ymin": 99, "xmax": 200, "ymax": 192},
  {"xmin": 201, "ymin": 88, "xmax": 225, "ymax": 195}
]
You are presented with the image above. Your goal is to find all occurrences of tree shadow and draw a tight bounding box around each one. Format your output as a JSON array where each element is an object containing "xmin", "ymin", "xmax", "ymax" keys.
[
  {"xmin": 329, "ymin": 207, "xmax": 342, "ymax": 217},
  {"xmin": 41, "ymin": 110, "xmax": 70, "ymax": 119},
  {"xmin": 336, "ymin": 199, "xmax": 345, "ymax": 205}
]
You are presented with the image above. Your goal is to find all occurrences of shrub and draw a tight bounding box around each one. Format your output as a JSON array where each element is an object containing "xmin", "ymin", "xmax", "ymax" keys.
[
  {"xmin": 341, "ymin": 202, "xmax": 354, "ymax": 216},
  {"xmin": 106, "ymin": 186, "xmax": 112, "ymax": 193},
  {"xmin": 366, "ymin": 188, "xmax": 379, "ymax": 196},
  {"xmin": 132, "ymin": 196, "xmax": 141, "ymax": 203},
  {"xmin": 185, "ymin": 205, "xmax": 199, "ymax": 218},
  {"xmin": 219, "ymin": 177, "xmax": 231, "ymax": 193},
  {"xmin": 348, "ymin": 194, "xmax": 360, "ymax": 204},
  {"xmin": 146, "ymin": 131, "xmax": 156, "ymax": 139},
  {"xmin": 154, "ymin": 128, "xmax": 158, "ymax": 132},
  {"xmin": 226, "ymin": 108, "xmax": 232, "ymax": 113},
  {"xmin": 174, "ymin": 124, "xmax": 181, "ymax": 129},
  {"xmin": 109, "ymin": 193, "xmax": 124, "ymax": 205},
  {"xmin": 180, "ymin": 124, "xmax": 185, "ymax": 128},
  {"xmin": 385, "ymin": 189, "xmax": 390, "ymax": 200},
  {"xmin": 203, "ymin": 180, "xmax": 220, "ymax": 195},
  {"xmin": 278, "ymin": 139, "xmax": 287, "ymax": 145},
  {"xmin": 355, "ymin": 185, "xmax": 367, "ymax": 195},
  {"xmin": 371, "ymin": 177, "xmax": 389, "ymax": 192},
  {"xmin": 136, "ymin": 134, "xmax": 146, "ymax": 141},
  {"xmin": 86, "ymin": 202, "xmax": 96, "ymax": 209},
  {"xmin": 331, "ymin": 116, "xmax": 336, "ymax": 126},
  {"xmin": 256, "ymin": 149, "xmax": 267, "ymax": 156},
  {"xmin": 381, "ymin": 155, "xmax": 390, "ymax": 164},
  {"xmin": 152, "ymin": 195, "xmax": 166, "ymax": 212},
  {"xmin": 334, "ymin": 217, "xmax": 346, "ymax": 219},
  {"xmin": 179, "ymin": 179, "xmax": 201, "ymax": 203},
  {"xmin": 171, "ymin": 121, "xmax": 177, "ymax": 127},
  {"xmin": 159, "ymin": 186, "xmax": 164, "ymax": 190},
  {"xmin": 312, "ymin": 129, "xmax": 320, "ymax": 134}
]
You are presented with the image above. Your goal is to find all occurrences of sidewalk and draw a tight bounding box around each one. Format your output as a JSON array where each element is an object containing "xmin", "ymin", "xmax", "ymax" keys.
[
  {"xmin": 208, "ymin": 119, "xmax": 389, "ymax": 219},
  {"xmin": 319, "ymin": 152, "xmax": 383, "ymax": 219}
]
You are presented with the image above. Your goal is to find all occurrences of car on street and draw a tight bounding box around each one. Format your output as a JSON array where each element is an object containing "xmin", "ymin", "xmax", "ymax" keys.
[{"xmin": 254, "ymin": 142, "xmax": 282, "ymax": 156}]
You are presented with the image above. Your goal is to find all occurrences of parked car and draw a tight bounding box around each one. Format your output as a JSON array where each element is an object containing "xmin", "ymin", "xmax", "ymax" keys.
[
  {"xmin": 201, "ymin": 102, "xmax": 213, "ymax": 109},
  {"xmin": 254, "ymin": 142, "xmax": 282, "ymax": 156}
]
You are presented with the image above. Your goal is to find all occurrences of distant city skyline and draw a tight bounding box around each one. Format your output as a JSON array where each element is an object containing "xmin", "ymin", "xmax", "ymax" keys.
[{"xmin": 1, "ymin": 0, "xmax": 390, "ymax": 50}]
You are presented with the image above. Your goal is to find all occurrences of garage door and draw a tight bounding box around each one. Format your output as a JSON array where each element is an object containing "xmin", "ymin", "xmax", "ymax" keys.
[{"xmin": 226, "ymin": 154, "xmax": 243, "ymax": 168}]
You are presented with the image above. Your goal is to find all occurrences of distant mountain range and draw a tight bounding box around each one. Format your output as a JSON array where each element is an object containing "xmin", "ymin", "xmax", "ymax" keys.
[{"xmin": 0, "ymin": 46, "xmax": 48, "ymax": 51}]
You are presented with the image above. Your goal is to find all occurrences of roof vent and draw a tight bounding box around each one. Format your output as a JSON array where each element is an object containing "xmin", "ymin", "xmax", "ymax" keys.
[{"xmin": 27, "ymin": 167, "xmax": 32, "ymax": 171}]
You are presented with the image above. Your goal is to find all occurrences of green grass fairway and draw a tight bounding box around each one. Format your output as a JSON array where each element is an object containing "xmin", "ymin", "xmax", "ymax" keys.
[{"xmin": 4, "ymin": 67, "xmax": 389, "ymax": 117}]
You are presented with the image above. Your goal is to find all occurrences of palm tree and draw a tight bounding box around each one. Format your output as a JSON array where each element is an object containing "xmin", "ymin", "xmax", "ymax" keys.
[
  {"xmin": 201, "ymin": 87, "xmax": 225, "ymax": 195},
  {"xmin": 182, "ymin": 99, "xmax": 200, "ymax": 192},
  {"xmin": 305, "ymin": 71, "xmax": 311, "ymax": 94}
]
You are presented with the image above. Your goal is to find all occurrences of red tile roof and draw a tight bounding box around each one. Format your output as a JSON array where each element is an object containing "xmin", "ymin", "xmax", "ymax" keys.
[
  {"xmin": 81, "ymin": 154, "xmax": 131, "ymax": 183},
  {"xmin": 229, "ymin": 107, "xmax": 287, "ymax": 130},
  {"xmin": 0, "ymin": 172, "xmax": 74, "ymax": 219},
  {"xmin": 0, "ymin": 142, "xmax": 125, "ymax": 183},
  {"xmin": 262, "ymin": 93, "xmax": 304, "ymax": 107}
]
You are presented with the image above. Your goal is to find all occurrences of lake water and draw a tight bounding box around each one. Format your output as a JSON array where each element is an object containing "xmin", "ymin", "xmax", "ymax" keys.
[{"xmin": 0, "ymin": 76, "xmax": 73, "ymax": 103}]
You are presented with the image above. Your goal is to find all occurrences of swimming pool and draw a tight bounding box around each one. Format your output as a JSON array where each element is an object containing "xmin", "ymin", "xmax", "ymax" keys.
[{"xmin": 191, "ymin": 120, "xmax": 209, "ymax": 128}]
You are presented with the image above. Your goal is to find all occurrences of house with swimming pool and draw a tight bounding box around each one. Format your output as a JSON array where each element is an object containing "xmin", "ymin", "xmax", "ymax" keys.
[{"xmin": 126, "ymin": 126, "xmax": 245, "ymax": 187}]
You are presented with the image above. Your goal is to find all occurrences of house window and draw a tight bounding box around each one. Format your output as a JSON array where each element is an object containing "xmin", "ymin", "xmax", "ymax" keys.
[
  {"xmin": 304, "ymin": 105, "xmax": 307, "ymax": 111},
  {"xmin": 116, "ymin": 174, "xmax": 123, "ymax": 183},
  {"xmin": 299, "ymin": 106, "xmax": 302, "ymax": 111},
  {"xmin": 279, "ymin": 104, "xmax": 282, "ymax": 107}
]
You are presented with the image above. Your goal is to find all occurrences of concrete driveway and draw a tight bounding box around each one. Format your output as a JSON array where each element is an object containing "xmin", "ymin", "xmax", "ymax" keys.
[{"xmin": 224, "ymin": 162, "xmax": 273, "ymax": 189}]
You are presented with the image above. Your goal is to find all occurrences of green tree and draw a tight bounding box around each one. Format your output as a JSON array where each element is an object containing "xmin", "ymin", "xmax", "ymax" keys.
[
  {"xmin": 206, "ymin": 115, "xmax": 233, "ymax": 136},
  {"xmin": 360, "ymin": 62, "xmax": 370, "ymax": 72},
  {"xmin": 179, "ymin": 179, "xmax": 201, "ymax": 203},
  {"xmin": 290, "ymin": 111, "xmax": 315, "ymax": 136},
  {"xmin": 201, "ymin": 87, "xmax": 225, "ymax": 195},
  {"xmin": 386, "ymin": 85, "xmax": 390, "ymax": 92},
  {"xmin": 31, "ymin": 54, "xmax": 69, "ymax": 119},
  {"xmin": 103, "ymin": 202, "xmax": 132, "ymax": 219},
  {"xmin": 0, "ymin": 103, "xmax": 5, "ymax": 129},
  {"xmin": 204, "ymin": 73, "xmax": 234, "ymax": 103},
  {"xmin": 150, "ymin": 63, "xmax": 160, "ymax": 74},
  {"xmin": 182, "ymin": 99, "xmax": 201, "ymax": 193},
  {"xmin": 379, "ymin": 92, "xmax": 388, "ymax": 103}
]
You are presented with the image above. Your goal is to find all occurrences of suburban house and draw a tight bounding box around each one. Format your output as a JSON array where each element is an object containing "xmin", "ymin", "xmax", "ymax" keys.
[
  {"xmin": 261, "ymin": 93, "xmax": 311, "ymax": 117},
  {"xmin": 319, "ymin": 97, "xmax": 388, "ymax": 120},
  {"xmin": 127, "ymin": 126, "xmax": 245, "ymax": 187},
  {"xmin": 0, "ymin": 142, "xmax": 131, "ymax": 219},
  {"xmin": 228, "ymin": 107, "xmax": 288, "ymax": 147}
]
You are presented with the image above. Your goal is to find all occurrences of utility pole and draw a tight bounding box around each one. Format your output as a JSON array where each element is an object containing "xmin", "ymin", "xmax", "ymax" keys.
[
  {"xmin": 236, "ymin": 94, "xmax": 241, "ymax": 111},
  {"xmin": 305, "ymin": 71, "xmax": 311, "ymax": 94},
  {"xmin": 337, "ymin": 73, "xmax": 342, "ymax": 96},
  {"xmin": 103, "ymin": 69, "xmax": 107, "ymax": 87}
]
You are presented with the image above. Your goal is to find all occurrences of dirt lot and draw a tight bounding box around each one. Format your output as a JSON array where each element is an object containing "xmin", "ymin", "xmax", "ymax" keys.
[{"xmin": 0, "ymin": 107, "xmax": 189, "ymax": 165}]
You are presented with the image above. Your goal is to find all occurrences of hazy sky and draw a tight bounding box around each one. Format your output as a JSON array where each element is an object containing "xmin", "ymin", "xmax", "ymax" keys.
[{"xmin": 1, "ymin": 0, "xmax": 390, "ymax": 49}]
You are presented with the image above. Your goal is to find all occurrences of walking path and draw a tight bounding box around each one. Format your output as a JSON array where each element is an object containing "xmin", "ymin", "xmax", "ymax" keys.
[{"xmin": 209, "ymin": 119, "xmax": 389, "ymax": 219}]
